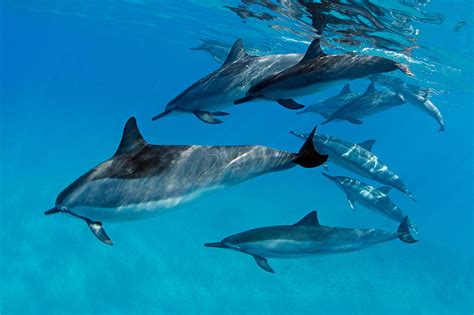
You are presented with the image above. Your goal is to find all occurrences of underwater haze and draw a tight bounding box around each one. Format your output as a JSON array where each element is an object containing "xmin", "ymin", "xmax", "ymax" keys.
[{"xmin": 1, "ymin": 0, "xmax": 473, "ymax": 314}]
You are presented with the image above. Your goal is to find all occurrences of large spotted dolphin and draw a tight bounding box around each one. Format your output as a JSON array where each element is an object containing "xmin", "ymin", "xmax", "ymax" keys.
[
  {"xmin": 153, "ymin": 39, "xmax": 303, "ymax": 124},
  {"xmin": 234, "ymin": 38, "xmax": 413, "ymax": 107},
  {"xmin": 290, "ymin": 131, "xmax": 414, "ymax": 200},
  {"xmin": 44, "ymin": 118, "xmax": 328, "ymax": 245},
  {"xmin": 205, "ymin": 211, "xmax": 417, "ymax": 273}
]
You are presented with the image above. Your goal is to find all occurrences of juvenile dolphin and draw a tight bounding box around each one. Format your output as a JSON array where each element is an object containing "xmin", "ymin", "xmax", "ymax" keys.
[
  {"xmin": 153, "ymin": 39, "xmax": 303, "ymax": 124},
  {"xmin": 44, "ymin": 118, "xmax": 328, "ymax": 245},
  {"xmin": 205, "ymin": 211, "xmax": 417, "ymax": 273},
  {"xmin": 290, "ymin": 130, "xmax": 414, "ymax": 200},
  {"xmin": 234, "ymin": 38, "xmax": 413, "ymax": 107},
  {"xmin": 370, "ymin": 74, "xmax": 445, "ymax": 132},
  {"xmin": 297, "ymin": 83, "xmax": 360, "ymax": 118},
  {"xmin": 321, "ymin": 82, "xmax": 406, "ymax": 125},
  {"xmin": 322, "ymin": 173, "xmax": 414, "ymax": 226}
]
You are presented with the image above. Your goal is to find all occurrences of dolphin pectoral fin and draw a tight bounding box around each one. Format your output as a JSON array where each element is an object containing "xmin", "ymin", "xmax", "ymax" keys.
[
  {"xmin": 277, "ymin": 99, "xmax": 305, "ymax": 110},
  {"xmin": 85, "ymin": 219, "xmax": 113, "ymax": 246},
  {"xmin": 252, "ymin": 255, "xmax": 275, "ymax": 273},
  {"xmin": 347, "ymin": 118, "xmax": 363, "ymax": 125},
  {"xmin": 347, "ymin": 199, "xmax": 356, "ymax": 211},
  {"xmin": 193, "ymin": 110, "xmax": 223, "ymax": 124},
  {"xmin": 211, "ymin": 111, "xmax": 230, "ymax": 116}
]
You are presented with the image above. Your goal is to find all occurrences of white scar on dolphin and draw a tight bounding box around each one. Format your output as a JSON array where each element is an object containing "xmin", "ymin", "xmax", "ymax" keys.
[
  {"xmin": 205, "ymin": 211, "xmax": 417, "ymax": 273},
  {"xmin": 44, "ymin": 117, "xmax": 328, "ymax": 245}
]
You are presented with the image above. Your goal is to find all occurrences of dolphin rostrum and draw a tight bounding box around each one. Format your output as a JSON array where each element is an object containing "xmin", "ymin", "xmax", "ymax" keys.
[
  {"xmin": 370, "ymin": 74, "xmax": 445, "ymax": 132},
  {"xmin": 153, "ymin": 39, "xmax": 303, "ymax": 124},
  {"xmin": 44, "ymin": 118, "xmax": 328, "ymax": 245},
  {"xmin": 290, "ymin": 130, "xmax": 414, "ymax": 200},
  {"xmin": 297, "ymin": 83, "xmax": 360, "ymax": 118},
  {"xmin": 205, "ymin": 211, "xmax": 417, "ymax": 273},
  {"xmin": 234, "ymin": 38, "xmax": 413, "ymax": 107},
  {"xmin": 322, "ymin": 173, "xmax": 415, "ymax": 227},
  {"xmin": 321, "ymin": 82, "xmax": 406, "ymax": 125}
]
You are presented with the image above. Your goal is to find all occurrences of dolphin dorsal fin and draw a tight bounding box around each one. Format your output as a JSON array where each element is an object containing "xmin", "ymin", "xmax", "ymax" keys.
[
  {"xmin": 222, "ymin": 39, "xmax": 248, "ymax": 66},
  {"xmin": 294, "ymin": 211, "xmax": 320, "ymax": 226},
  {"xmin": 114, "ymin": 117, "xmax": 147, "ymax": 156},
  {"xmin": 364, "ymin": 82, "xmax": 376, "ymax": 95},
  {"xmin": 338, "ymin": 83, "xmax": 351, "ymax": 95},
  {"xmin": 299, "ymin": 38, "xmax": 325, "ymax": 63},
  {"xmin": 378, "ymin": 186, "xmax": 392, "ymax": 194},
  {"xmin": 358, "ymin": 139, "xmax": 376, "ymax": 152}
]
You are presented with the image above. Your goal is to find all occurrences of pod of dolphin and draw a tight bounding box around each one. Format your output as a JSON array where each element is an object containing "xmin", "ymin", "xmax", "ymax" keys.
[{"xmin": 45, "ymin": 37, "xmax": 437, "ymax": 273}]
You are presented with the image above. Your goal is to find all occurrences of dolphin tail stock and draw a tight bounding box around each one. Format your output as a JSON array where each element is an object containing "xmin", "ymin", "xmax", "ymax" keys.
[
  {"xmin": 293, "ymin": 126, "xmax": 328, "ymax": 168},
  {"xmin": 152, "ymin": 108, "xmax": 174, "ymax": 121},
  {"xmin": 395, "ymin": 63, "xmax": 415, "ymax": 77},
  {"xmin": 397, "ymin": 217, "xmax": 418, "ymax": 243}
]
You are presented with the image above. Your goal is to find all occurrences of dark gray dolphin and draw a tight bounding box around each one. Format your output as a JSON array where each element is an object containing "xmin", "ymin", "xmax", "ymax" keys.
[
  {"xmin": 205, "ymin": 211, "xmax": 417, "ymax": 273},
  {"xmin": 297, "ymin": 83, "xmax": 360, "ymax": 118},
  {"xmin": 153, "ymin": 39, "xmax": 303, "ymax": 124},
  {"xmin": 370, "ymin": 74, "xmax": 445, "ymax": 132},
  {"xmin": 322, "ymin": 173, "xmax": 415, "ymax": 227},
  {"xmin": 321, "ymin": 82, "xmax": 406, "ymax": 125},
  {"xmin": 44, "ymin": 118, "xmax": 328, "ymax": 245},
  {"xmin": 234, "ymin": 38, "xmax": 413, "ymax": 107},
  {"xmin": 189, "ymin": 39, "xmax": 231, "ymax": 63},
  {"xmin": 290, "ymin": 131, "xmax": 414, "ymax": 200}
]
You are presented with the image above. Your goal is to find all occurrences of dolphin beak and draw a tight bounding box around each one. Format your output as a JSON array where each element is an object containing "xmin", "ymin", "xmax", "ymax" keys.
[
  {"xmin": 204, "ymin": 242, "xmax": 228, "ymax": 248},
  {"xmin": 321, "ymin": 172, "xmax": 336, "ymax": 182}
]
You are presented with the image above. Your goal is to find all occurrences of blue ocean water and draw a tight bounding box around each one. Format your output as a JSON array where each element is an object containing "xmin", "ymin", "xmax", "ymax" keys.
[{"xmin": 1, "ymin": 1, "xmax": 473, "ymax": 314}]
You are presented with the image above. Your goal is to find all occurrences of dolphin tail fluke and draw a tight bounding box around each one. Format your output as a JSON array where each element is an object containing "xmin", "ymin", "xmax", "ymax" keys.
[
  {"xmin": 253, "ymin": 255, "xmax": 275, "ymax": 273},
  {"xmin": 438, "ymin": 124, "xmax": 445, "ymax": 133},
  {"xmin": 397, "ymin": 217, "xmax": 418, "ymax": 244},
  {"xmin": 44, "ymin": 207, "xmax": 61, "ymax": 215},
  {"xmin": 204, "ymin": 242, "xmax": 228, "ymax": 248},
  {"xmin": 396, "ymin": 63, "xmax": 414, "ymax": 77},
  {"xmin": 85, "ymin": 218, "xmax": 113, "ymax": 246},
  {"xmin": 293, "ymin": 126, "xmax": 328, "ymax": 168},
  {"xmin": 152, "ymin": 109, "xmax": 174, "ymax": 121}
]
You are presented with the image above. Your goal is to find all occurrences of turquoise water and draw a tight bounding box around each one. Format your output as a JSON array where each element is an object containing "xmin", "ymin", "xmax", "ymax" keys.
[{"xmin": 1, "ymin": 1, "xmax": 473, "ymax": 314}]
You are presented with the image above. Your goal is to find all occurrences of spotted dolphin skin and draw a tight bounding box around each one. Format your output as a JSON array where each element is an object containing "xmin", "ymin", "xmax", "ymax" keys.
[
  {"xmin": 290, "ymin": 131, "xmax": 414, "ymax": 200},
  {"xmin": 153, "ymin": 39, "xmax": 303, "ymax": 124},
  {"xmin": 370, "ymin": 74, "xmax": 445, "ymax": 132},
  {"xmin": 205, "ymin": 211, "xmax": 417, "ymax": 273},
  {"xmin": 45, "ymin": 118, "xmax": 328, "ymax": 245},
  {"xmin": 321, "ymin": 82, "xmax": 406, "ymax": 125},
  {"xmin": 234, "ymin": 38, "xmax": 413, "ymax": 107},
  {"xmin": 322, "ymin": 173, "xmax": 413, "ymax": 225},
  {"xmin": 297, "ymin": 83, "xmax": 360, "ymax": 118}
]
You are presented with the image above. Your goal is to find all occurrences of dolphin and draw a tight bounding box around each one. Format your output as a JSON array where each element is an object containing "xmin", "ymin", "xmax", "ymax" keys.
[
  {"xmin": 153, "ymin": 39, "xmax": 303, "ymax": 124},
  {"xmin": 289, "ymin": 130, "xmax": 414, "ymax": 200},
  {"xmin": 189, "ymin": 39, "xmax": 231, "ymax": 63},
  {"xmin": 234, "ymin": 38, "xmax": 413, "ymax": 107},
  {"xmin": 297, "ymin": 83, "xmax": 360, "ymax": 118},
  {"xmin": 322, "ymin": 173, "xmax": 414, "ymax": 226},
  {"xmin": 205, "ymin": 211, "xmax": 417, "ymax": 273},
  {"xmin": 321, "ymin": 82, "xmax": 406, "ymax": 125},
  {"xmin": 44, "ymin": 118, "xmax": 328, "ymax": 245},
  {"xmin": 370, "ymin": 74, "xmax": 445, "ymax": 132}
]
